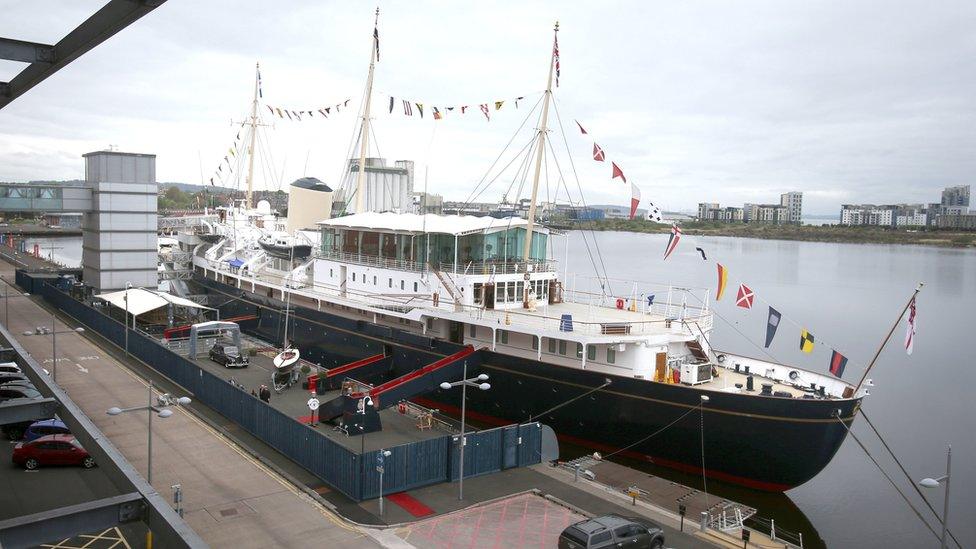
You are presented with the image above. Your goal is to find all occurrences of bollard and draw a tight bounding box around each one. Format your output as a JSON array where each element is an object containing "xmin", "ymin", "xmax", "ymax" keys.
[
  {"xmin": 574, "ymin": 463, "xmax": 580, "ymax": 482},
  {"xmin": 799, "ymin": 532, "xmax": 804, "ymax": 549},
  {"xmin": 770, "ymin": 518, "xmax": 775, "ymax": 541},
  {"xmin": 700, "ymin": 511, "xmax": 708, "ymax": 532}
]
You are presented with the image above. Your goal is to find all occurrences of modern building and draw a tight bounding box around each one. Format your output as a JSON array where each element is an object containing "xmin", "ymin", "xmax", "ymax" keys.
[
  {"xmin": 697, "ymin": 203, "xmax": 720, "ymax": 221},
  {"xmin": 81, "ymin": 150, "xmax": 158, "ymax": 293},
  {"xmin": 936, "ymin": 213, "xmax": 976, "ymax": 230},
  {"xmin": 780, "ymin": 191, "xmax": 803, "ymax": 224},
  {"xmin": 336, "ymin": 157, "xmax": 415, "ymax": 214},
  {"xmin": 942, "ymin": 185, "xmax": 970, "ymax": 211},
  {"xmin": 43, "ymin": 212, "xmax": 83, "ymax": 229},
  {"xmin": 286, "ymin": 177, "xmax": 333, "ymax": 233},
  {"xmin": 412, "ymin": 192, "xmax": 443, "ymax": 214}
]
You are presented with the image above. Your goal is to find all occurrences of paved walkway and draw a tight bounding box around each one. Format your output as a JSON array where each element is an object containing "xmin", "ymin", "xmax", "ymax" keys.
[{"xmin": 0, "ymin": 264, "xmax": 380, "ymax": 548}]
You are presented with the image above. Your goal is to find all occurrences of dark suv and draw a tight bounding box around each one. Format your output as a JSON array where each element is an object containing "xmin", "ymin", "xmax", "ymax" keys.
[
  {"xmin": 559, "ymin": 514, "xmax": 665, "ymax": 549},
  {"xmin": 209, "ymin": 344, "xmax": 248, "ymax": 368}
]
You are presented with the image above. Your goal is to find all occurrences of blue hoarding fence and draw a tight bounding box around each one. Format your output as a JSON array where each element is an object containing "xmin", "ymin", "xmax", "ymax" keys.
[{"xmin": 27, "ymin": 273, "xmax": 546, "ymax": 501}]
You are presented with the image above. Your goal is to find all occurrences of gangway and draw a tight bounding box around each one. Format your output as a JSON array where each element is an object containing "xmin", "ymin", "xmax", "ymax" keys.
[
  {"xmin": 318, "ymin": 353, "xmax": 391, "ymax": 391},
  {"xmin": 317, "ymin": 346, "xmax": 480, "ymax": 427}
]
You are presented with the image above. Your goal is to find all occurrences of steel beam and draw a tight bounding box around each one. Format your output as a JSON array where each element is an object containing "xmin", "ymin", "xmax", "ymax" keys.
[
  {"xmin": 0, "ymin": 396, "xmax": 58, "ymax": 424},
  {"xmin": 0, "ymin": 324, "xmax": 206, "ymax": 548},
  {"xmin": 0, "ymin": 37, "xmax": 55, "ymax": 64},
  {"xmin": 0, "ymin": 493, "xmax": 143, "ymax": 548},
  {"xmin": 0, "ymin": 0, "xmax": 168, "ymax": 109}
]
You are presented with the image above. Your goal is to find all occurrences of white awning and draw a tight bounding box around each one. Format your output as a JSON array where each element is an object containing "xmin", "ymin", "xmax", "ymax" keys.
[
  {"xmin": 316, "ymin": 212, "xmax": 544, "ymax": 236},
  {"xmin": 95, "ymin": 288, "xmax": 215, "ymax": 317}
]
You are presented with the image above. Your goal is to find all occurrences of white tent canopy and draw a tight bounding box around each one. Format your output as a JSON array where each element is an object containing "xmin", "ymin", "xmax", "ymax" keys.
[{"xmin": 95, "ymin": 288, "xmax": 215, "ymax": 317}]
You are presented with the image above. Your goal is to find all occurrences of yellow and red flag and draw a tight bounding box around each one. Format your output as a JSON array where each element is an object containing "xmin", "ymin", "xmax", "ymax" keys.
[{"xmin": 716, "ymin": 263, "xmax": 728, "ymax": 301}]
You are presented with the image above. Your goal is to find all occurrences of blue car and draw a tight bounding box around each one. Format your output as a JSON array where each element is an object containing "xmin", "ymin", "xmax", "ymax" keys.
[{"xmin": 24, "ymin": 419, "xmax": 70, "ymax": 442}]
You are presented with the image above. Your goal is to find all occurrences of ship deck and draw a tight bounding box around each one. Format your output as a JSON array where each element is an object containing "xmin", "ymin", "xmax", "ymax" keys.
[{"xmin": 187, "ymin": 349, "xmax": 452, "ymax": 453}]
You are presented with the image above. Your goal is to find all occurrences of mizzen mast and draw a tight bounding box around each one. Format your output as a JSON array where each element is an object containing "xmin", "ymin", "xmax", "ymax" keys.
[
  {"xmin": 245, "ymin": 62, "xmax": 260, "ymax": 209},
  {"xmin": 522, "ymin": 22, "xmax": 559, "ymax": 305},
  {"xmin": 354, "ymin": 8, "xmax": 380, "ymax": 214}
]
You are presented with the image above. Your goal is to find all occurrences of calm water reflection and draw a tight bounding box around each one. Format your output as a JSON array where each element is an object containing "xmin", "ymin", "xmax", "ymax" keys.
[{"xmin": 555, "ymin": 231, "xmax": 975, "ymax": 548}]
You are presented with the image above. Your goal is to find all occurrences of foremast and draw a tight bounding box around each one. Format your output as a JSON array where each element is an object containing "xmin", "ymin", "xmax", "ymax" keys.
[
  {"xmin": 521, "ymin": 21, "xmax": 559, "ymax": 306},
  {"xmin": 354, "ymin": 8, "xmax": 380, "ymax": 214},
  {"xmin": 245, "ymin": 62, "xmax": 260, "ymax": 209}
]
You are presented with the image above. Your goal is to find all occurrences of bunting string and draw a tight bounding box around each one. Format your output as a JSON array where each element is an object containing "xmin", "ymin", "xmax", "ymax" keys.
[
  {"xmin": 263, "ymin": 99, "xmax": 351, "ymax": 122},
  {"xmin": 207, "ymin": 123, "xmax": 247, "ymax": 187},
  {"xmin": 381, "ymin": 91, "xmax": 538, "ymax": 121},
  {"xmin": 572, "ymin": 119, "xmax": 663, "ymax": 222}
]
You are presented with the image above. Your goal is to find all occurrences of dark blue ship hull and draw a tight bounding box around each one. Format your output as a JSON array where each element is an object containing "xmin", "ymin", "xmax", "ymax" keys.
[{"xmin": 196, "ymin": 275, "xmax": 859, "ymax": 491}]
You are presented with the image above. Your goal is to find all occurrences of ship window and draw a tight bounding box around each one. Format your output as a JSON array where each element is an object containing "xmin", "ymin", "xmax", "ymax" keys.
[
  {"xmin": 352, "ymin": 273, "xmax": 357, "ymax": 282},
  {"xmin": 473, "ymin": 283, "xmax": 483, "ymax": 304},
  {"xmin": 506, "ymin": 282, "xmax": 516, "ymax": 302},
  {"xmin": 373, "ymin": 275, "xmax": 377, "ymax": 285},
  {"xmin": 558, "ymin": 340, "xmax": 567, "ymax": 355},
  {"xmin": 516, "ymin": 281, "xmax": 524, "ymax": 301},
  {"xmin": 607, "ymin": 347, "xmax": 616, "ymax": 364},
  {"xmin": 330, "ymin": 268, "xmax": 333, "ymax": 277},
  {"xmin": 470, "ymin": 324, "xmax": 477, "ymax": 338},
  {"xmin": 389, "ymin": 278, "xmax": 392, "ymax": 288},
  {"xmin": 400, "ymin": 280, "xmax": 404, "ymax": 290},
  {"xmin": 587, "ymin": 345, "xmax": 596, "ymax": 361},
  {"xmin": 576, "ymin": 343, "xmax": 583, "ymax": 359},
  {"xmin": 414, "ymin": 282, "xmax": 418, "ymax": 292},
  {"xmin": 548, "ymin": 338, "xmax": 556, "ymax": 353},
  {"xmin": 426, "ymin": 318, "xmax": 434, "ymax": 331},
  {"xmin": 499, "ymin": 330, "xmax": 509, "ymax": 344},
  {"xmin": 532, "ymin": 337, "xmax": 538, "ymax": 350}
]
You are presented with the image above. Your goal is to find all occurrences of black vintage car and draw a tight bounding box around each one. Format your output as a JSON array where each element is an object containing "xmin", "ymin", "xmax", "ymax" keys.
[
  {"xmin": 559, "ymin": 515, "xmax": 665, "ymax": 549},
  {"xmin": 209, "ymin": 344, "xmax": 249, "ymax": 368}
]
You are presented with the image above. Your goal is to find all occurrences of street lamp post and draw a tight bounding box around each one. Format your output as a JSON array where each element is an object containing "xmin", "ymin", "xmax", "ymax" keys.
[
  {"xmin": 918, "ymin": 444, "xmax": 951, "ymax": 549},
  {"xmin": 24, "ymin": 315, "xmax": 84, "ymax": 383},
  {"xmin": 106, "ymin": 380, "xmax": 191, "ymax": 484},
  {"xmin": 124, "ymin": 282, "xmax": 132, "ymax": 358},
  {"xmin": 439, "ymin": 361, "xmax": 490, "ymax": 501}
]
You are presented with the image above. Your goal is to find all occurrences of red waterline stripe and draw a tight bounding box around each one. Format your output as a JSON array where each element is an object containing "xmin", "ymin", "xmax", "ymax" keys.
[
  {"xmin": 386, "ymin": 492, "xmax": 435, "ymax": 518},
  {"xmin": 412, "ymin": 397, "xmax": 792, "ymax": 492}
]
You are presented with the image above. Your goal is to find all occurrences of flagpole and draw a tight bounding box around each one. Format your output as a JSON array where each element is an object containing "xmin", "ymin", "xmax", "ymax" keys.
[
  {"xmin": 853, "ymin": 283, "xmax": 923, "ymax": 395},
  {"xmin": 521, "ymin": 21, "xmax": 559, "ymax": 307},
  {"xmin": 354, "ymin": 8, "xmax": 380, "ymax": 215}
]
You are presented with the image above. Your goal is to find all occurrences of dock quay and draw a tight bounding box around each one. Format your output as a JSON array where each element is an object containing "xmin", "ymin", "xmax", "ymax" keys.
[{"xmin": 3, "ymin": 261, "xmax": 798, "ymax": 548}]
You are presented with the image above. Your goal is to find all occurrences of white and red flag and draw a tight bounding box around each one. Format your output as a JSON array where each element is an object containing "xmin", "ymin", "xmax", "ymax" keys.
[
  {"xmin": 612, "ymin": 162, "xmax": 627, "ymax": 183},
  {"xmin": 904, "ymin": 296, "xmax": 917, "ymax": 355},
  {"xmin": 593, "ymin": 143, "xmax": 605, "ymax": 162},
  {"xmin": 575, "ymin": 120, "xmax": 588, "ymax": 135},
  {"xmin": 736, "ymin": 284, "xmax": 755, "ymax": 309},
  {"xmin": 663, "ymin": 223, "xmax": 681, "ymax": 260},
  {"xmin": 629, "ymin": 184, "xmax": 640, "ymax": 220}
]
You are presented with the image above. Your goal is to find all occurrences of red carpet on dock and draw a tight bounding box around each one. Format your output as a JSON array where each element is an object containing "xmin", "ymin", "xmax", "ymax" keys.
[{"xmin": 387, "ymin": 492, "xmax": 435, "ymax": 518}]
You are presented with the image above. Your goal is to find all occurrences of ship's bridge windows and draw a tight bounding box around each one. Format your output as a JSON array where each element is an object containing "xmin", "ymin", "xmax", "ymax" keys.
[
  {"xmin": 499, "ymin": 330, "xmax": 509, "ymax": 344},
  {"xmin": 607, "ymin": 347, "xmax": 616, "ymax": 364},
  {"xmin": 576, "ymin": 343, "xmax": 583, "ymax": 359},
  {"xmin": 532, "ymin": 337, "xmax": 538, "ymax": 351},
  {"xmin": 558, "ymin": 340, "xmax": 567, "ymax": 355},
  {"xmin": 548, "ymin": 338, "xmax": 556, "ymax": 354},
  {"xmin": 587, "ymin": 345, "xmax": 596, "ymax": 361},
  {"xmin": 469, "ymin": 324, "xmax": 477, "ymax": 338}
]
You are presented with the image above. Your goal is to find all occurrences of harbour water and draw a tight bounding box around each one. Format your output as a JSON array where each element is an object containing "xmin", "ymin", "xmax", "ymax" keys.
[
  {"xmin": 23, "ymin": 231, "xmax": 974, "ymax": 547},
  {"xmin": 554, "ymin": 230, "xmax": 975, "ymax": 548}
]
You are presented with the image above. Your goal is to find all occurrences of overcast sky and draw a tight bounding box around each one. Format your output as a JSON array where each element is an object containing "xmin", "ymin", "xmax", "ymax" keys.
[{"xmin": 1, "ymin": 0, "xmax": 974, "ymax": 215}]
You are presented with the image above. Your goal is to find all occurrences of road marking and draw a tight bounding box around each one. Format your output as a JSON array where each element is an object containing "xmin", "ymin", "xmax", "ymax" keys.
[{"xmin": 75, "ymin": 363, "xmax": 88, "ymax": 374}]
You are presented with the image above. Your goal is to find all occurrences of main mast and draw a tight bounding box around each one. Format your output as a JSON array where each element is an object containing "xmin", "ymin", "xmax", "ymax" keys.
[
  {"xmin": 354, "ymin": 8, "xmax": 380, "ymax": 214},
  {"xmin": 245, "ymin": 62, "xmax": 260, "ymax": 209},
  {"xmin": 522, "ymin": 22, "xmax": 558, "ymax": 305}
]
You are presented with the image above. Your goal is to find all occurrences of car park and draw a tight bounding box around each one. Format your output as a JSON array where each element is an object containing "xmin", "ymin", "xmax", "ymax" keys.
[
  {"xmin": 12, "ymin": 434, "xmax": 95, "ymax": 470},
  {"xmin": 209, "ymin": 343, "xmax": 249, "ymax": 368},
  {"xmin": 559, "ymin": 514, "xmax": 665, "ymax": 549},
  {"xmin": 24, "ymin": 419, "xmax": 70, "ymax": 442}
]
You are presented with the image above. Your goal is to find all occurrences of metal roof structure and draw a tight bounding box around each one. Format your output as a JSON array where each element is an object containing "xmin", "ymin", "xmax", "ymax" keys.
[
  {"xmin": 95, "ymin": 287, "xmax": 215, "ymax": 317},
  {"xmin": 317, "ymin": 211, "xmax": 544, "ymax": 236},
  {"xmin": 0, "ymin": 0, "xmax": 167, "ymax": 110}
]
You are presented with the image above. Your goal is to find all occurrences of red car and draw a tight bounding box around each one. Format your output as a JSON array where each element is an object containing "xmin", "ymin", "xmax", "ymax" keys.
[{"xmin": 12, "ymin": 434, "xmax": 95, "ymax": 470}]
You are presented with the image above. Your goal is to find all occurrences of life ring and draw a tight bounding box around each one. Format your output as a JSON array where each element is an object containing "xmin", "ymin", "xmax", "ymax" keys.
[
  {"xmin": 397, "ymin": 402, "xmax": 407, "ymax": 414},
  {"xmin": 716, "ymin": 354, "xmax": 727, "ymax": 364},
  {"xmin": 616, "ymin": 298, "xmax": 625, "ymax": 309},
  {"xmin": 788, "ymin": 370, "xmax": 800, "ymax": 381}
]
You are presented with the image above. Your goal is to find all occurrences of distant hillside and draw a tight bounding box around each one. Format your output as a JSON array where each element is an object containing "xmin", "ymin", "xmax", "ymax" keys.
[{"xmin": 159, "ymin": 182, "xmax": 237, "ymax": 194}]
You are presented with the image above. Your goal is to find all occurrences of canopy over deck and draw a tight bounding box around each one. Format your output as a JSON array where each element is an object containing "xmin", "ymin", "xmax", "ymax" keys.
[
  {"xmin": 95, "ymin": 288, "xmax": 215, "ymax": 317},
  {"xmin": 317, "ymin": 212, "xmax": 545, "ymax": 236}
]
